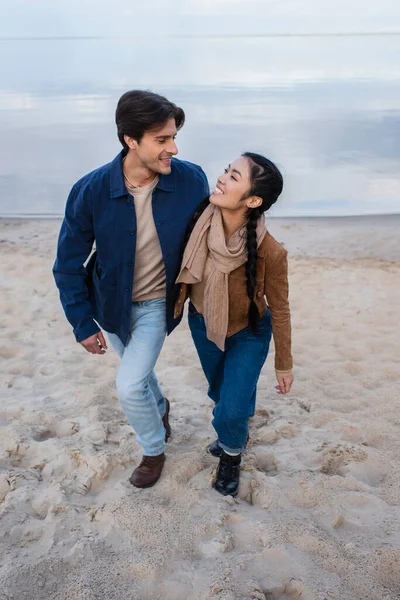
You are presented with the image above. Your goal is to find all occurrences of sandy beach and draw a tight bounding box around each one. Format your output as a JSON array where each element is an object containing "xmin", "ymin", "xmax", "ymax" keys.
[{"xmin": 0, "ymin": 215, "xmax": 399, "ymax": 600}]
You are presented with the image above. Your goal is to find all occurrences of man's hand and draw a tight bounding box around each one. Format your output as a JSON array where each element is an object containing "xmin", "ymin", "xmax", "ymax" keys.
[
  {"xmin": 80, "ymin": 331, "xmax": 108, "ymax": 355},
  {"xmin": 275, "ymin": 373, "xmax": 294, "ymax": 395}
]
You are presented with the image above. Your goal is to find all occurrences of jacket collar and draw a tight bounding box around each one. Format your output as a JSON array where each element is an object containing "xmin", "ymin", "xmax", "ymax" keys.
[{"xmin": 110, "ymin": 150, "xmax": 175, "ymax": 198}]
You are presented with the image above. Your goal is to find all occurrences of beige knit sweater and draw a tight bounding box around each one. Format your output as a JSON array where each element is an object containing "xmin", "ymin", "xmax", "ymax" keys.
[{"xmin": 127, "ymin": 177, "xmax": 166, "ymax": 302}]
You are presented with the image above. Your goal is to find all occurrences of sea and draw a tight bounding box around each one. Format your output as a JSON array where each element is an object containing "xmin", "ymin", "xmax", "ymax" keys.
[{"xmin": 0, "ymin": 0, "xmax": 399, "ymax": 217}]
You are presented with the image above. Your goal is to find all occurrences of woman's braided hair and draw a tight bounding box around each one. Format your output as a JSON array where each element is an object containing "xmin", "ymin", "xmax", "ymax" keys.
[
  {"xmin": 184, "ymin": 152, "xmax": 283, "ymax": 332},
  {"xmin": 243, "ymin": 152, "xmax": 283, "ymax": 331}
]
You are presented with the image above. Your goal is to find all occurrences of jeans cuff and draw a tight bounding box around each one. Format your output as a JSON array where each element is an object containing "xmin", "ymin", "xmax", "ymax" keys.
[
  {"xmin": 141, "ymin": 444, "xmax": 166, "ymax": 457},
  {"xmin": 218, "ymin": 440, "xmax": 244, "ymax": 455}
]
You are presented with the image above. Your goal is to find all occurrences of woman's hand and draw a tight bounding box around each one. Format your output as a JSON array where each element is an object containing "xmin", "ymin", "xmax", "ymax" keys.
[{"xmin": 275, "ymin": 372, "xmax": 294, "ymax": 395}]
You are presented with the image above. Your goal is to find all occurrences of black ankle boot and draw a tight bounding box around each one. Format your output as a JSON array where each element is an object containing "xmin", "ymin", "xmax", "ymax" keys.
[
  {"xmin": 214, "ymin": 450, "xmax": 241, "ymax": 497},
  {"xmin": 208, "ymin": 439, "xmax": 222, "ymax": 457}
]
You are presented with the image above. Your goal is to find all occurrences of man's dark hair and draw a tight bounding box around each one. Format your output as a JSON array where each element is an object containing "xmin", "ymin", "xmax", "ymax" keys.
[{"xmin": 115, "ymin": 90, "xmax": 185, "ymax": 150}]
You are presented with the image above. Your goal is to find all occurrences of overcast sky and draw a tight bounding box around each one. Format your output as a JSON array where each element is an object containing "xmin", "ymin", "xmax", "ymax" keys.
[{"xmin": 0, "ymin": 0, "xmax": 400, "ymax": 38}]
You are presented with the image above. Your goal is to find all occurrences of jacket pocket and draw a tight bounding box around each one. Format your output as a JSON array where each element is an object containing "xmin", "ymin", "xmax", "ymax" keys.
[{"xmin": 92, "ymin": 264, "xmax": 118, "ymax": 317}]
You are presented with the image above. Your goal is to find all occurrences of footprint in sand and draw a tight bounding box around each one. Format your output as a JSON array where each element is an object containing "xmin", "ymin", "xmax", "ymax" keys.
[
  {"xmin": 263, "ymin": 580, "xmax": 313, "ymax": 599},
  {"xmin": 39, "ymin": 365, "xmax": 55, "ymax": 377},
  {"xmin": 254, "ymin": 427, "xmax": 280, "ymax": 445},
  {"xmin": 276, "ymin": 423, "xmax": 298, "ymax": 439},
  {"xmin": 31, "ymin": 425, "xmax": 57, "ymax": 442},
  {"xmin": 247, "ymin": 449, "xmax": 279, "ymax": 477},
  {"xmin": 55, "ymin": 420, "xmax": 80, "ymax": 437},
  {"xmin": 344, "ymin": 361, "xmax": 364, "ymax": 376},
  {"xmin": 320, "ymin": 444, "xmax": 368, "ymax": 475},
  {"xmin": 235, "ymin": 470, "xmax": 272, "ymax": 509},
  {"xmin": 255, "ymin": 421, "xmax": 298, "ymax": 446},
  {"xmin": 250, "ymin": 408, "xmax": 271, "ymax": 429}
]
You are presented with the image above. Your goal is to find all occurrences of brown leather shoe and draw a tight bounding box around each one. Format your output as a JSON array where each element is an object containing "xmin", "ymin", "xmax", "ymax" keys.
[
  {"xmin": 129, "ymin": 453, "xmax": 165, "ymax": 488},
  {"xmin": 162, "ymin": 398, "xmax": 171, "ymax": 442}
]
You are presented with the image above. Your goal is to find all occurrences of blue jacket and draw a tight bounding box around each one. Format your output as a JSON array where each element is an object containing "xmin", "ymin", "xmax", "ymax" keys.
[{"xmin": 53, "ymin": 151, "xmax": 209, "ymax": 344}]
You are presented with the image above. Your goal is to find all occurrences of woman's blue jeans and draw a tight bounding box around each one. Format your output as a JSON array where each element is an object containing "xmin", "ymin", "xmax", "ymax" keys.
[{"xmin": 188, "ymin": 303, "xmax": 272, "ymax": 454}]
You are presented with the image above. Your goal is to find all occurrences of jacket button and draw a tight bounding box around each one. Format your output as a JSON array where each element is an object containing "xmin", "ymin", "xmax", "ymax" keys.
[
  {"xmin": 128, "ymin": 261, "xmax": 133, "ymax": 266},
  {"xmin": 126, "ymin": 287, "xmax": 130, "ymax": 292},
  {"xmin": 129, "ymin": 231, "xmax": 135, "ymax": 236}
]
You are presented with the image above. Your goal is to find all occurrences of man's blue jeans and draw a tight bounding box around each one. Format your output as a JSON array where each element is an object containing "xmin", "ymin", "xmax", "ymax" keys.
[
  {"xmin": 188, "ymin": 302, "xmax": 272, "ymax": 454},
  {"xmin": 107, "ymin": 298, "xmax": 167, "ymax": 457}
]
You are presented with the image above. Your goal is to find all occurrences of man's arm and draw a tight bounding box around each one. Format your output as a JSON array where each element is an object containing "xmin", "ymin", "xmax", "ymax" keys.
[{"xmin": 53, "ymin": 182, "xmax": 103, "ymax": 349}]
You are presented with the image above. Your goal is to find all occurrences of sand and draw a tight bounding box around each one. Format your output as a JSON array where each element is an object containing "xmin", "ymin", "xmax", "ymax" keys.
[{"xmin": 0, "ymin": 215, "xmax": 399, "ymax": 600}]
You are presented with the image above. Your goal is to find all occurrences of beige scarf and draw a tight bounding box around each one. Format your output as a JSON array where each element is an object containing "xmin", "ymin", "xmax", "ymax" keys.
[{"xmin": 177, "ymin": 204, "xmax": 266, "ymax": 350}]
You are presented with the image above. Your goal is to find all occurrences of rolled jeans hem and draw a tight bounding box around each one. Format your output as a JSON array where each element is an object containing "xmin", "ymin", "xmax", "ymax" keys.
[
  {"xmin": 218, "ymin": 440, "xmax": 244, "ymax": 455},
  {"xmin": 141, "ymin": 445, "xmax": 166, "ymax": 457}
]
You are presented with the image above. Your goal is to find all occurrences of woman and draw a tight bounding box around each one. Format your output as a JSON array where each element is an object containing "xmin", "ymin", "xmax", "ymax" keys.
[{"xmin": 175, "ymin": 152, "xmax": 294, "ymax": 497}]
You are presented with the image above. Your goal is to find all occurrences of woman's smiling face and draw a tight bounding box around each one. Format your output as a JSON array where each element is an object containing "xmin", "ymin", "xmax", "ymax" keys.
[{"xmin": 210, "ymin": 156, "xmax": 253, "ymax": 211}]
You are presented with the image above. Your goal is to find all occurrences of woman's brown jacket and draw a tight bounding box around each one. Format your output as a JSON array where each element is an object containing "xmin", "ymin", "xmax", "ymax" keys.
[{"xmin": 174, "ymin": 231, "xmax": 293, "ymax": 372}]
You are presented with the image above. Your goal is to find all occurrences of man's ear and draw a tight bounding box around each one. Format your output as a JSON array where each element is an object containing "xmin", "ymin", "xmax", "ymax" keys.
[
  {"xmin": 246, "ymin": 195, "xmax": 263, "ymax": 209},
  {"xmin": 124, "ymin": 135, "xmax": 138, "ymax": 150}
]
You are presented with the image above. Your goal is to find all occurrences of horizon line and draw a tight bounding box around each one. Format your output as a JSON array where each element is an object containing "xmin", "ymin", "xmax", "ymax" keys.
[
  {"xmin": 2, "ymin": 212, "xmax": 400, "ymax": 221},
  {"xmin": 1, "ymin": 31, "xmax": 400, "ymax": 42}
]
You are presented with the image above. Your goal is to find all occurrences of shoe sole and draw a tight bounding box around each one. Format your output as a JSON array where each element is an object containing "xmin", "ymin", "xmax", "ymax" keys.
[{"xmin": 130, "ymin": 479, "xmax": 160, "ymax": 489}]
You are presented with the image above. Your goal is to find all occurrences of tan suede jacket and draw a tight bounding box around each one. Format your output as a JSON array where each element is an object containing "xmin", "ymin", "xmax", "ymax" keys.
[{"xmin": 174, "ymin": 231, "xmax": 293, "ymax": 372}]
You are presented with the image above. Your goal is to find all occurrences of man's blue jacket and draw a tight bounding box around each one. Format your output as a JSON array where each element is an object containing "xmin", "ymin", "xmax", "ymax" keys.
[{"xmin": 53, "ymin": 151, "xmax": 209, "ymax": 344}]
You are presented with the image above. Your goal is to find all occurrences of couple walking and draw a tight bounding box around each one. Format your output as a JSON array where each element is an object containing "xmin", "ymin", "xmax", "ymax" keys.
[{"xmin": 53, "ymin": 90, "xmax": 293, "ymax": 498}]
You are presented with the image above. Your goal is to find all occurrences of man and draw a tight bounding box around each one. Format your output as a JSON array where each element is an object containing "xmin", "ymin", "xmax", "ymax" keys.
[{"xmin": 53, "ymin": 90, "xmax": 209, "ymax": 488}]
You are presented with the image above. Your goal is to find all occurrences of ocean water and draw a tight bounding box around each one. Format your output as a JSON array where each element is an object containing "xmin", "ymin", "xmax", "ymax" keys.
[{"xmin": 0, "ymin": 0, "xmax": 399, "ymax": 217}]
